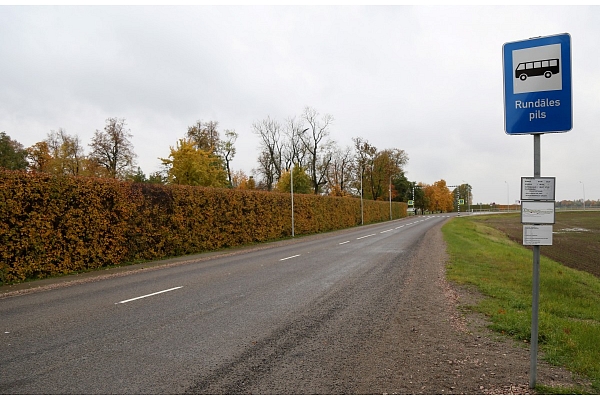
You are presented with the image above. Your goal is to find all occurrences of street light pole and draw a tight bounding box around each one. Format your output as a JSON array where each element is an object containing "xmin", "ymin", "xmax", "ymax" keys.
[
  {"xmin": 389, "ymin": 175, "xmax": 392, "ymax": 220},
  {"xmin": 291, "ymin": 128, "xmax": 309, "ymax": 236},
  {"xmin": 360, "ymin": 167, "xmax": 364, "ymax": 225},
  {"xmin": 291, "ymin": 164, "xmax": 294, "ymax": 237},
  {"xmin": 505, "ymin": 181, "xmax": 509, "ymax": 212},
  {"xmin": 580, "ymin": 181, "xmax": 586, "ymax": 210}
]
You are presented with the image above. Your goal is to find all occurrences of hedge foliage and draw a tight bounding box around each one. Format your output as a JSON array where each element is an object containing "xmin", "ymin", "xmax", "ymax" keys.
[{"xmin": 0, "ymin": 169, "xmax": 407, "ymax": 284}]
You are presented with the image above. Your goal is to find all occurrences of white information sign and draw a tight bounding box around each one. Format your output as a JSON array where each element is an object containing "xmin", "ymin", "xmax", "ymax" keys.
[
  {"xmin": 521, "ymin": 177, "xmax": 556, "ymax": 200},
  {"xmin": 523, "ymin": 225, "xmax": 553, "ymax": 246},
  {"xmin": 521, "ymin": 201, "xmax": 555, "ymax": 224}
]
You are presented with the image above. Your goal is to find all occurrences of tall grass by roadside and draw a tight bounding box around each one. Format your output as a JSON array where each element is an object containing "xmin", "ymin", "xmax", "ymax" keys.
[{"xmin": 442, "ymin": 217, "xmax": 600, "ymax": 393}]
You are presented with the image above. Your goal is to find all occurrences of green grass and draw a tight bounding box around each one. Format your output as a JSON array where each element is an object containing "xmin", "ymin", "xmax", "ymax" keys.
[{"xmin": 442, "ymin": 217, "xmax": 600, "ymax": 393}]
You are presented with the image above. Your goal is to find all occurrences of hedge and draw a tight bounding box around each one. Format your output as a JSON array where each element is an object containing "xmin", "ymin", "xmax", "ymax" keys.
[{"xmin": 0, "ymin": 169, "xmax": 407, "ymax": 284}]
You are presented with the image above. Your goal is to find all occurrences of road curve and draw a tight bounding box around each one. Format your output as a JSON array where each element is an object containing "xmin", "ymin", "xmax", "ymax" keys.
[{"xmin": 1, "ymin": 214, "xmax": 451, "ymax": 394}]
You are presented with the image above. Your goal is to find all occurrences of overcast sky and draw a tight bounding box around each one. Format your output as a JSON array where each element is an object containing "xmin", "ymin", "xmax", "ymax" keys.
[{"xmin": 1, "ymin": 5, "xmax": 598, "ymax": 204}]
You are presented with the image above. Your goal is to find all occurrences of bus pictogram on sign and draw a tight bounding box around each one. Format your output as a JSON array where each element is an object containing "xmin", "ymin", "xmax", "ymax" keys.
[{"xmin": 515, "ymin": 58, "xmax": 559, "ymax": 81}]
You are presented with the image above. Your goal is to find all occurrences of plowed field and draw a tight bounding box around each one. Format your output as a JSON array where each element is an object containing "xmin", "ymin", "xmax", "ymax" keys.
[{"xmin": 471, "ymin": 211, "xmax": 600, "ymax": 278}]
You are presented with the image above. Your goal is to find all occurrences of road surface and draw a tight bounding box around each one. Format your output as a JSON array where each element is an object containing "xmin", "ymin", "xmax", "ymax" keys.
[{"xmin": 1, "ymin": 215, "xmax": 451, "ymax": 394}]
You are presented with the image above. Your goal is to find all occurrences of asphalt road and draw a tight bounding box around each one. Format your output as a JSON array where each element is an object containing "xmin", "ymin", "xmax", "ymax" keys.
[{"xmin": 1, "ymin": 214, "xmax": 452, "ymax": 394}]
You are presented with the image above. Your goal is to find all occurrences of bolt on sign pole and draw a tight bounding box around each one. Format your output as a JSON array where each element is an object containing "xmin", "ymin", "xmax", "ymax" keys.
[{"xmin": 503, "ymin": 33, "xmax": 572, "ymax": 390}]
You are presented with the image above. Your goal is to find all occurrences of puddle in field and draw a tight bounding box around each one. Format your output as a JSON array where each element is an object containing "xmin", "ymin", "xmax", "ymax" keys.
[{"xmin": 554, "ymin": 227, "xmax": 591, "ymax": 234}]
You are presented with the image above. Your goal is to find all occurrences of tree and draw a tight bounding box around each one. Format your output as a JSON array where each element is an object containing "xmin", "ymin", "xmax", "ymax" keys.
[
  {"xmin": 253, "ymin": 116, "xmax": 283, "ymax": 190},
  {"xmin": 352, "ymin": 137, "xmax": 377, "ymax": 199},
  {"xmin": 328, "ymin": 145, "xmax": 354, "ymax": 196},
  {"xmin": 392, "ymin": 172, "xmax": 412, "ymax": 202},
  {"xmin": 231, "ymin": 169, "xmax": 251, "ymax": 189},
  {"xmin": 186, "ymin": 120, "xmax": 220, "ymax": 152},
  {"xmin": 26, "ymin": 129, "xmax": 85, "ymax": 175},
  {"xmin": 186, "ymin": 120, "xmax": 238, "ymax": 187},
  {"xmin": 452, "ymin": 183, "xmax": 472, "ymax": 211},
  {"xmin": 300, "ymin": 107, "xmax": 334, "ymax": 194},
  {"xmin": 367, "ymin": 149, "xmax": 406, "ymax": 200},
  {"xmin": 423, "ymin": 179, "xmax": 454, "ymax": 213},
  {"xmin": 282, "ymin": 116, "xmax": 308, "ymax": 171},
  {"xmin": 147, "ymin": 170, "xmax": 167, "ymax": 185},
  {"xmin": 46, "ymin": 128, "xmax": 86, "ymax": 175},
  {"xmin": 26, "ymin": 141, "xmax": 53, "ymax": 173},
  {"xmin": 220, "ymin": 130, "xmax": 238, "ymax": 187},
  {"xmin": 128, "ymin": 167, "xmax": 148, "ymax": 183},
  {"xmin": 414, "ymin": 182, "xmax": 428, "ymax": 215},
  {"xmin": 160, "ymin": 138, "xmax": 228, "ymax": 187},
  {"xmin": 89, "ymin": 118, "xmax": 137, "ymax": 179},
  {"xmin": 276, "ymin": 165, "xmax": 312, "ymax": 194},
  {"xmin": 0, "ymin": 132, "xmax": 28, "ymax": 170}
]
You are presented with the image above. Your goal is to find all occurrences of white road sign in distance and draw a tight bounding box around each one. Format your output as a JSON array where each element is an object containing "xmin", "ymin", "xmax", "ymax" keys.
[{"xmin": 503, "ymin": 33, "xmax": 572, "ymax": 135}]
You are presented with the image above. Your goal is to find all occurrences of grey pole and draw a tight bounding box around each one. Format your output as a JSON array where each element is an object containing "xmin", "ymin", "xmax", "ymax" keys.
[
  {"xmin": 530, "ymin": 133, "xmax": 542, "ymax": 389},
  {"xmin": 505, "ymin": 181, "xmax": 510, "ymax": 212},
  {"xmin": 291, "ymin": 165, "xmax": 295, "ymax": 237},
  {"xmin": 389, "ymin": 175, "xmax": 392, "ymax": 220},
  {"xmin": 580, "ymin": 181, "xmax": 585, "ymax": 210},
  {"xmin": 360, "ymin": 168, "xmax": 364, "ymax": 225}
]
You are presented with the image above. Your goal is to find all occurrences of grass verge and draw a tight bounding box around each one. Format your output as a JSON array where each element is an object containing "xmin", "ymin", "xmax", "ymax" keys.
[{"xmin": 442, "ymin": 217, "xmax": 600, "ymax": 393}]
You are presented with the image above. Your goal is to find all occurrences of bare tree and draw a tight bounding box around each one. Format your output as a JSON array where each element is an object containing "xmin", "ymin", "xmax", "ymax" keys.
[
  {"xmin": 220, "ymin": 129, "xmax": 238, "ymax": 187},
  {"xmin": 300, "ymin": 107, "xmax": 334, "ymax": 194},
  {"xmin": 253, "ymin": 116, "xmax": 283, "ymax": 190},
  {"xmin": 254, "ymin": 150, "xmax": 277, "ymax": 191},
  {"xmin": 328, "ymin": 145, "xmax": 354, "ymax": 196},
  {"xmin": 89, "ymin": 118, "xmax": 137, "ymax": 179},
  {"xmin": 282, "ymin": 116, "xmax": 308, "ymax": 171}
]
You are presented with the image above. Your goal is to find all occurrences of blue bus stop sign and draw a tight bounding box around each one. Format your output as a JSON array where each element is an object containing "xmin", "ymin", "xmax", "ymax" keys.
[{"xmin": 503, "ymin": 33, "xmax": 572, "ymax": 135}]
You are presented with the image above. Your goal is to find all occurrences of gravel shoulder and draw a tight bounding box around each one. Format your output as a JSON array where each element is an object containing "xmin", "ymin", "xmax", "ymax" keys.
[{"xmin": 355, "ymin": 220, "xmax": 588, "ymax": 394}]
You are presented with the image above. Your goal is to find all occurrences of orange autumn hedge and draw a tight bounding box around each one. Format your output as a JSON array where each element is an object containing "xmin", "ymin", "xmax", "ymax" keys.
[{"xmin": 0, "ymin": 169, "xmax": 406, "ymax": 284}]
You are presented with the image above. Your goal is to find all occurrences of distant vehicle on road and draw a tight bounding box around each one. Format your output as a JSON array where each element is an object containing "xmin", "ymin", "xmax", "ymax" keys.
[{"xmin": 515, "ymin": 58, "xmax": 559, "ymax": 81}]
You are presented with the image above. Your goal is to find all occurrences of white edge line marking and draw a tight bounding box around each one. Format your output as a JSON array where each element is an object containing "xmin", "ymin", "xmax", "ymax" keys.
[
  {"xmin": 339, "ymin": 241, "xmax": 350, "ymax": 245},
  {"xmin": 280, "ymin": 254, "xmax": 301, "ymax": 261},
  {"xmin": 116, "ymin": 286, "xmax": 183, "ymax": 304},
  {"xmin": 380, "ymin": 229, "xmax": 393, "ymax": 233},
  {"xmin": 357, "ymin": 233, "xmax": 376, "ymax": 240}
]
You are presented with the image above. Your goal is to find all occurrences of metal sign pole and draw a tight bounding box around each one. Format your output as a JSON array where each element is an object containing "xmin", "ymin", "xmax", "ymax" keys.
[{"xmin": 529, "ymin": 133, "xmax": 541, "ymax": 389}]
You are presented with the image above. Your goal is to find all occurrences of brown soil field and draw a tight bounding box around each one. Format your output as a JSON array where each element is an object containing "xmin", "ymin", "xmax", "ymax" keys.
[{"xmin": 471, "ymin": 210, "xmax": 600, "ymax": 278}]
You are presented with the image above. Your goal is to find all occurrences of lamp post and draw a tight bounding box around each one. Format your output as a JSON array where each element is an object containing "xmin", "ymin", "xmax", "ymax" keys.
[
  {"xmin": 580, "ymin": 181, "xmax": 586, "ymax": 210},
  {"xmin": 291, "ymin": 163, "xmax": 295, "ymax": 237},
  {"xmin": 291, "ymin": 128, "xmax": 309, "ymax": 237},
  {"xmin": 389, "ymin": 174, "xmax": 392, "ymax": 220},
  {"xmin": 360, "ymin": 167, "xmax": 364, "ymax": 225},
  {"xmin": 504, "ymin": 181, "xmax": 509, "ymax": 212}
]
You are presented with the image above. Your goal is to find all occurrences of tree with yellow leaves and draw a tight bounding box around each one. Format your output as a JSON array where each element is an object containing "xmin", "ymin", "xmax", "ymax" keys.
[
  {"xmin": 276, "ymin": 165, "xmax": 312, "ymax": 194},
  {"xmin": 423, "ymin": 179, "xmax": 454, "ymax": 213},
  {"xmin": 160, "ymin": 138, "xmax": 228, "ymax": 187}
]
